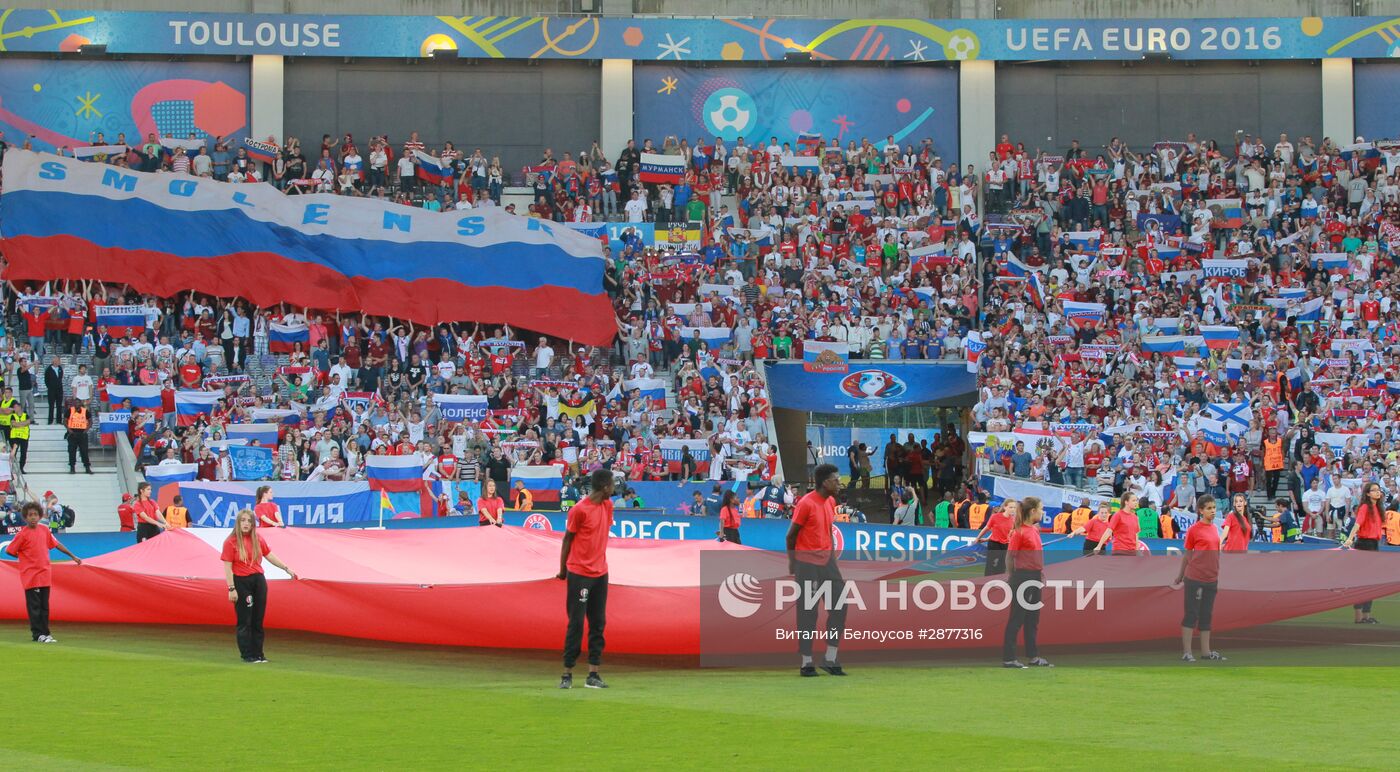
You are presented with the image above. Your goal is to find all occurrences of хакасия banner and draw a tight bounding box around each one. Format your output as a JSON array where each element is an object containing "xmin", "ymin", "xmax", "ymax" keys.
[{"xmin": 0, "ymin": 151, "xmax": 617, "ymax": 344}]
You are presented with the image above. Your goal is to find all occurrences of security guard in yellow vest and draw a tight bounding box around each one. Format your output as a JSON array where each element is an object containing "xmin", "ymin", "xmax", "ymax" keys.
[
  {"xmin": 8, "ymin": 408, "xmax": 30, "ymax": 472},
  {"xmin": 0, "ymin": 387, "xmax": 17, "ymax": 440},
  {"xmin": 65, "ymin": 397, "xmax": 93, "ymax": 474}
]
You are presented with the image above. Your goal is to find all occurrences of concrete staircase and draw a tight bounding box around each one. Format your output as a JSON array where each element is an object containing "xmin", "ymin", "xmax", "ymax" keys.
[{"xmin": 15, "ymin": 422, "xmax": 122, "ymax": 533}]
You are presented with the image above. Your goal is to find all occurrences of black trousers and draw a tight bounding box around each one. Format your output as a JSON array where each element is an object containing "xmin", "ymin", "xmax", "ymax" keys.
[
  {"xmin": 24, "ymin": 586, "xmax": 50, "ymax": 640},
  {"xmin": 1354, "ymin": 538, "xmax": 1380, "ymax": 613},
  {"xmin": 722, "ymin": 527, "xmax": 742, "ymax": 544},
  {"xmin": 47, "ymin": 392, "xmax": 63, "ymax": 424},
  {"xmin": 984, "ymin": 540, "xmax": 1008, "ymax": 576},
  {"xmin": 11, "ymin": 437, "xmax": 27, "ymax": 471},
  {"xmin": 67, "ymin": 431, "xmax": 90, "ymax": 470},
  {"xmin": 233, "ymin": 573, "xmax": 268, "ymax": 660},
  {"xmin": 1182, "ymin": 579, "xmax": 1218, "ymax": 631},
  {"xmin": 563, "ymin": 572, "xmax": 608, "ymax": 669},
  {"xmin": 1265, "ymin": 469, "xmax": 1281, "ymax": 498},
  {"xmin": 136, "ymin": 523, "xmax": 161, "ymax": 543},
  {"xmin": 1082, "ymin": 540, "xmax": 1098, "ymax": 556},
  {"xmin": 1001, "ymin": 570, "xmax": 1042, "ymax": 661},
  {"xmin": 794, "ymin": 559, "xmax": 847, "ymax": 657}
]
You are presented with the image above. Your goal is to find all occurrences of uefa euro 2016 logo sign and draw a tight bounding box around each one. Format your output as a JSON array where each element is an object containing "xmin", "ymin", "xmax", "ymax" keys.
[
  {"xmin": 838, "ymin": 369, "xmax": 908, "ymax": 401},
  {"xmin": 702, "ymin": 87, "xmax": 756, "ymax": 140}
]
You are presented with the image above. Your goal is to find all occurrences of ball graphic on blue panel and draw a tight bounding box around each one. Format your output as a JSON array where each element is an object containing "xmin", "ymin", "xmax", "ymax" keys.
[{"xmin": 702, "ymin": 87, "xmax": 756, "ymax": 140}]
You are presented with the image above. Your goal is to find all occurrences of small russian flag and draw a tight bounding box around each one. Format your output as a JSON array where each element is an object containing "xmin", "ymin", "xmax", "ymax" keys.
[
  {"xmin": 268, "ymin": 322, "xmax": 310, "ymax": 354},
  {"xmin": 414, "ymin": 150, "xmax": 455, "ymax": 186},
  {"xmin": 94, "ymin": 305, "xmax": 147, "ymax": 337},
  {"xmin": 225, "ymin": 423, "xmax": 280, "ymax": 447},
  {"xmin": 366, "ymin": 453, "xmax": 427, "ymax": 493},
  {"xmin": 174, "ymin": 390, "xmax": 221, "ymax": 426},
  {"xmin": 509, "ymin": 465, "xmax": 564, "ymax": 507},
  {"xmin": 107, "ymin": 385, "xmax": 163, "ymax": 410},
  {"xmin": 145, "ymin": 462, "xmax": 198, "ymax": 496},
  {"xmin": 659, "ymin": 438, "xmax": 710, "ymax": 474},
  {"xmin": 1200, "ymin": 325, "xmax": 1239, "ymax": 350},
  {"xmin": 623, "ymin": 377, "xmax": 667, "ymax": 409},
  {"xmin": 639, "ymin": 153, "xmax": 685, "ymax": 184},
  {"xmin": 1141, "ymin": 335, "xmax": 1204, "ymax": 355}
]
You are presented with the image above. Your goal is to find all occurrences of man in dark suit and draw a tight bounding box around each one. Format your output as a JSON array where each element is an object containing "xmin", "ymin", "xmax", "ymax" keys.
[{"xmin": 43, "ymin": 356, "xmax": 64, "ymax": 425}]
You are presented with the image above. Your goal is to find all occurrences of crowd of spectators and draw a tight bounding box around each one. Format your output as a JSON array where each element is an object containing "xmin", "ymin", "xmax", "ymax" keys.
[
  {"xmin": 972, "ymin": 129, "xmax": 1400, "ymax": 542},
  {"xmin": 7, "ymin": 122, "xmax": 1400, "ymax": 543}
]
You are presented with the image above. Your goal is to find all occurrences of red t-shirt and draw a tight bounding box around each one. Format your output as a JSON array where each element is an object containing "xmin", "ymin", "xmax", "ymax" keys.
[
  {"xmin": 255, "ymin": 502, "xmax": 282, "ymax": 528},
  {"xmin": 987, "ymin": 511, "xmax": 1013, "ymax": 543},
  {"xmin": 5, "ymin": 525, "xmax": 59, "ymax": 589},
  {"xmin": 117, "ymin": 503, "xmax": 136, "ymax": 531},
  {"xmin": 478, "ymin": 496, "xmax": 504, "ymax": 525},
  {"xmin": 791, "ymin": 491, "xmax": 836, "ymax": 565},
  {"xmin": 1223, "ymin": 510, "xmax": 1251, "ymax": 552},
  {"xmin": 720, "ymin": 505, "xmax": 741, "ymax": 529},
  {"xmin": 1183, "ymin": 521, "xmax": 1222, "ymax": 582},
  {"xmin": 1007, "ymin": 524, "xmax": 1043, "ymax": 572},
  {"xmin": 1354, "ymin": 503, "xmax": 1385, "ymax": 540},
  {"xmin": 220, "ymin": 533, "xmax": 270, "ymax": 576},
  {"xmin": 1083, "ymin": 516, "xmax": 1108, "ymax": 543},
  {"xmin": 132, "ymin": 500, "xmax": 160, "ymax": 527},
  {"xmin": 565, "ymin": 497, "xmax": 614, "ymax": 577},
  {"xmin": 1107, "ymin": 509, "xmax": 1140, "ymax": 552}
]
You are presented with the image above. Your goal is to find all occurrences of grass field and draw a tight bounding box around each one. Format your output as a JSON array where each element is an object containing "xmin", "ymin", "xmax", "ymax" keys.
[{"xmin": 5, "ymin": 597, "xmax": 1400, "ymax": 771}]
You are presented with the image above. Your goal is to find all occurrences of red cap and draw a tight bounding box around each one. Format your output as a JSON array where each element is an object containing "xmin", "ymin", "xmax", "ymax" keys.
[
  {"xmin": 43, "ymin": 490, "xmax": 54, "ymax": 498},
  {"xmin": 121, "ymin": 493, "xmax": 133, "ymax": 501}
]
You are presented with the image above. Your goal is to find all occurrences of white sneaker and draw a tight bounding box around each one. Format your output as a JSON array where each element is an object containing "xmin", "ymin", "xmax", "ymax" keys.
[{"xmin": 39, "ymin": 635, "xmax": 57, "ymax": 644}]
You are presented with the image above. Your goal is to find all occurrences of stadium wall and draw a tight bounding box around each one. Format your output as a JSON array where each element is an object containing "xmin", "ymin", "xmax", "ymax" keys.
[
  {"xmin": 995, "ymin": 60, "xmax": 1324, "ymax": 154},
  {"xmin": 282, "ymin": 59, "xmax": 601, "ymax": 174}
]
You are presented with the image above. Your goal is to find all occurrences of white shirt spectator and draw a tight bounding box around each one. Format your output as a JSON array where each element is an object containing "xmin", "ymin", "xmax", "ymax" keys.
[{"xmin": 69, "ymin": 373, "xmax": 94, "ymax": 402}]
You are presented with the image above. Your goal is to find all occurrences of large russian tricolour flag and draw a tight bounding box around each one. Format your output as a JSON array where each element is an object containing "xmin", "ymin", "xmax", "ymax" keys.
[
  {"xmin": 0, "ymin": 150, "xmax": 617, "ymax": 346},
  {"xmin": 365, "ymin": 453, "xmax": 426, "ymax": 493},
  {"xmin": 639, "ymin": 153, "xmax": 684, "ymax": 184},
  {"xmin": 268, "ymin": 322, "xmax": 310, "ymax": 353},
  {"xmin": 509, "ymin": 465, "xmax": 563, "ymax": 507},
  {"xmin": 107, "ymin": 384, "xmax": 163, "ymax": 409}
]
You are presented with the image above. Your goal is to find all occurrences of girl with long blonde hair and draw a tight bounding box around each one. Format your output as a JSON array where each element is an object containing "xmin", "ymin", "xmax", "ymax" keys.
[{"xmin": 221, "ymin": 509, "xmax": 297, "ymax": 663}]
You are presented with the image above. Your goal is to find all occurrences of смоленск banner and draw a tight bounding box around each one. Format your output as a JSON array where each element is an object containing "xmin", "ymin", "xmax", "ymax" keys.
[{"xmin": 0, "ymin": 150, "xmax": 616, "ymax": 344}]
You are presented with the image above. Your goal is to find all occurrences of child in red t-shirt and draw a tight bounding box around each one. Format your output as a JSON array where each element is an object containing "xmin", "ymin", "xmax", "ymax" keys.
[{"xmin": 5, "ymin": 501, "xmax": 82, "ymax": 642}]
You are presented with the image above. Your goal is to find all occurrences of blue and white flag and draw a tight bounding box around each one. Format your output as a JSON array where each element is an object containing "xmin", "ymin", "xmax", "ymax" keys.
[
  {"xmin": 228, "ymin": 445, "xmax": 276, "ymax": 481},
  {"xmin": 1205, "ymin": 401, "xmax": 1254, "ymax": 432}
]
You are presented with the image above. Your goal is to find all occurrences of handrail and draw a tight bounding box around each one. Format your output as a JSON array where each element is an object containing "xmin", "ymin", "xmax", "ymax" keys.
[{"xmin": 114, "ymin": 433, "xmax": 145, "ymax": 497}]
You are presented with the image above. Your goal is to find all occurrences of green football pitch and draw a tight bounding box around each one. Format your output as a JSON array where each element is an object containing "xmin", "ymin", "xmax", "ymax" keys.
[{"xmin": 4, "ymin": 602, "xmax": 1399, "ymax": 771}]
